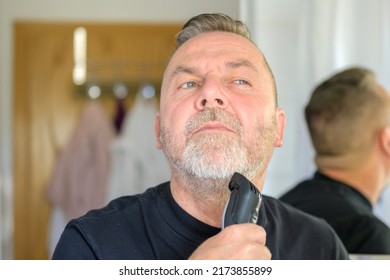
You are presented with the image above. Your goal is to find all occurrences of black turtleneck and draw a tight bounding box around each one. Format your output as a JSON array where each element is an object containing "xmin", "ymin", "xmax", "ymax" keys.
[{"xmin": 53, "ymin": 181, "xmax": 348, "ymax": 259}]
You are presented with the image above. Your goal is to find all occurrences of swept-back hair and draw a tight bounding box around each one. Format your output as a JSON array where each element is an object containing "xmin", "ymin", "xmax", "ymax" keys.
[{"xmin": 175, "ymin": 13, "xmax": 251, "ymax": 48}]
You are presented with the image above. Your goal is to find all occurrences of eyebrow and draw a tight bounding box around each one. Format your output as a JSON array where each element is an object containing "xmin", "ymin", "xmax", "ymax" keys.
[
  {"xmin": 169, "ymin": 58, "xmax": 258, "ymax": 80},
  {"xmin": 225, "ymin": 59, "xmax": 258, "ymax": 73},
  {"xmin": 170, "ymin": 65, "xmax": 201, "ymax": 79}
]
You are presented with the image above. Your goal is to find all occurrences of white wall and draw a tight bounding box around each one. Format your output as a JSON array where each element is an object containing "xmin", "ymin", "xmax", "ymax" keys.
[
  {"xmin": 241, "ymin": 0, "xmax": 390, "ymax": 228},
  {"xmin": 0, "ymin": 0, "xmax": 240, "ymax": 259},
  {"xmin": 242, "ymin": 0, "xmax": 314, "ymax": 197}
]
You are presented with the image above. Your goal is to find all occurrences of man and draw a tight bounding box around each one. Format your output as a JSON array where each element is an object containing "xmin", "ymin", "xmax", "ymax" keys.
[
  {"xmin": 280, "ymin": 67, "xmax": 390, "ymax": 254},
  {"xmin": 52, "ymin": 13, "xmax": 348, "ymax": 259}
]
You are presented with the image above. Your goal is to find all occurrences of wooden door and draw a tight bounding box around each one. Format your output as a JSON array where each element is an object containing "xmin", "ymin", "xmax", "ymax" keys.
[{"xmin": 13, "ymin": 21, "xmax": 180, "ymax": 259}]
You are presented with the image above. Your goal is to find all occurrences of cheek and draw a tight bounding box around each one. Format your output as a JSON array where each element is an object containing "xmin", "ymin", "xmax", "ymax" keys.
[
  {"xmin": 233, "ymin": 98, "xmax": 265, "ymax": 128},
  {"xmin": 160, "ymin": 105, "xmax": 190, "ymax": 142},
  {"xmin": 243, "ymin": 116, "xmax": 264, "ymax": 145},
  {"xmin": 236, "ymin": 102, "xmax": 275, "ymax": 143},
  {"xmin": 162, "ymin": 93, "xmax": 198, "ymax": 124}
]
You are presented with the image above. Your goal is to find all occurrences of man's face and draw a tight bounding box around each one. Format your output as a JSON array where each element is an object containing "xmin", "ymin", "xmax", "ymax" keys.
[{"xmin": 155, "ymin": 31, "xmax": 284, "ymax": 184}]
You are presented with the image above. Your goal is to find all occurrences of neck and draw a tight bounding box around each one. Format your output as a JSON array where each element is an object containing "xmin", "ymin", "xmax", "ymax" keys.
[
  {"xmin": 319, "ymin": 157, "xmax": 385, "ymax": 205},
  {"xmin": 169, "ymin": 170, "xmax": 265, "ymax": 227},
  {"xmin": 169, "ymin": 172, "xmax": 230, "ymax": 227}
]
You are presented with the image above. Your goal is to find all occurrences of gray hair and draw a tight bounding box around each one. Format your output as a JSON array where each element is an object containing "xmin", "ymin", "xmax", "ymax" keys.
[{"xmin": 175, "ymin": 13, "xmax": 252, "ymax": 49}]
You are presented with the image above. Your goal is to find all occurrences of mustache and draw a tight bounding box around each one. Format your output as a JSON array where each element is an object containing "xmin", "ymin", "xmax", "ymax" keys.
[{"xmin": 184, "ymin": 108, "xmax": 242, "ymax": 136}]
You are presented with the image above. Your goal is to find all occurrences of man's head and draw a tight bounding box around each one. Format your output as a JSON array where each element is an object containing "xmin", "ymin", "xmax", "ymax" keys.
[
  {"xmin": 305, "ymin": 67, "xmax": 390, "ymax": 169},
  {"xmin": 154, "ymin": 13, "xmax": 285, "ymax": 201}
]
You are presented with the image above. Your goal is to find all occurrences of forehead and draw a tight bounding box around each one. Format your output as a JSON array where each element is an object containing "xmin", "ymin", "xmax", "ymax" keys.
[{"xmin": 167, "ymin": 31, "xmax": 265, "ymax": 71}]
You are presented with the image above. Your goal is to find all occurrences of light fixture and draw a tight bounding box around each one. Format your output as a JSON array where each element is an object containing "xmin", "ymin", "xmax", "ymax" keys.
[
  {"xmin": 73, "ymin": 27, "xmax": 87, "ymax": 85},
  {"xmin": 87, "ymin": 85, "xmax": 101, "ymax": 99},
  {"xmin": 113, "ymin": 82, "xmax": 128, "ymax": 99},
  {"xmin": 140, "ymin": 84, "xmax": 156, "ymax": 99}
]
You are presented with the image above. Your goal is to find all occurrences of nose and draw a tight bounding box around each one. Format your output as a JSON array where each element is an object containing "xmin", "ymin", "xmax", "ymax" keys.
[{"xmin": 195, "ymin": 79, "xmax": 228, "ymax": 110}]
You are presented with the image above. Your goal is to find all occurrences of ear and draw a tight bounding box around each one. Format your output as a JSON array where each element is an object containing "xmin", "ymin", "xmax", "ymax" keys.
[
  {"xmin": 155, "ymin": 112, "xmax": 162, "ymax": 149},
  {"xmin": 379, "ymin": 126, "xmax": 390, "ymax": 156},
  {"xmin": 275, "ymin": 108, "xmax": 285, "ymax": 147}
]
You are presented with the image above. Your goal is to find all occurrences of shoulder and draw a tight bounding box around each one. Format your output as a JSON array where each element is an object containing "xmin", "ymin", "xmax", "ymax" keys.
[
  {"xmin": 279, "ymin": 179, "xmax": 315, "ymax": 203},
  {"xmin": 75, "ymin": 183, "xmax": 168, "ymax": 225},
  {"xmin": 263, "ymin": 195, "xmax": 330, "ymax": 229},
  {"xmin": 348, "ymin": 214, "xmax": 390, "ymax": 241},
  {"xmin": 262, "ymin": 196, "xmax": 349, "ymax": 259},
  {"xmin": 67, "ymin": 183, "xmax": 170, "ymax": 239},
  {"xmin": 279, "ymin": 176, "xmax": 329, "ymax": 200},
  {"xmin": 340, "ymin": 214, "xmax": 390, "ymax": 254},
  {"xmin": 53, "ymin": 183, "xmax": 170, "ymax": 259}
]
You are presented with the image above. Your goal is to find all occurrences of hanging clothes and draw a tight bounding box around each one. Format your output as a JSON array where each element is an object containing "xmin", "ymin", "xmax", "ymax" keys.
[
  {"xmin": 46, "ymin": 100, "xmax": 115, "ymax": 256},
  {"xmin": 113, "ymin": 97, "xmax": 127, "ymax": 134},
  {"xmin": 106, "ymin": 91, "xmax": 170, "ymax": 201}
]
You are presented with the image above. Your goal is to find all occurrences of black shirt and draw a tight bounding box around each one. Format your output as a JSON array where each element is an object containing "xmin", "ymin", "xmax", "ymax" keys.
[
  {"xmin": 53, "ymin": 182, "xmax": 349, "ymax": 259},
  {"xmin": 279, "ymin": 171, "xmax": 390, "ymax": 254}
]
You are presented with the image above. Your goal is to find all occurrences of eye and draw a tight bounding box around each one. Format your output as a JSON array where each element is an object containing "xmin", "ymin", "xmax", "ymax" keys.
[
  {"xmin": 233, "ymin": 79, "xmax": 249, "ymax": 85},
  {"xmin": 180, "ymin": 81, "xmax": 197, "ymax": 89}
]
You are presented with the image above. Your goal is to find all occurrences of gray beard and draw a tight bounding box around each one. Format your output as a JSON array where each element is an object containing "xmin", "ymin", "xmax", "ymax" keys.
[
  {"xmin": 160, "ymin": 108, "xmax": 261, "ymax": 204},
  {"xmin": 178, "ymin": 132, "xmax": 249, "ymax": 205},
  {"xmin": 178, "ymin": 176, "xmax": 232, "ymax": 209},
  {"xmin": 182, "ymin": 132, "xmax": 248, "ymax": 179}
]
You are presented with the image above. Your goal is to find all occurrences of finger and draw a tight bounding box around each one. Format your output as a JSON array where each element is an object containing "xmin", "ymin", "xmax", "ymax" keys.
[{"xmin": 222, "ymin": 223, "xmax": 267, "ymax": 245}]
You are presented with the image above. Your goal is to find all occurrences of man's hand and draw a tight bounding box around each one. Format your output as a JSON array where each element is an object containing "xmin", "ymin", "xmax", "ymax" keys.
[{"xmin": 189, "ymin": 223, "xmax": 271, "ymax": 260}]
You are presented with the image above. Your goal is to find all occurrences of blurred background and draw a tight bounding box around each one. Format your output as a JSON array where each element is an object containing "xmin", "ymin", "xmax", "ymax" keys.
[{"xmin": 0, "ymin": 0, "xmax": 389, "ymax": 259}]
